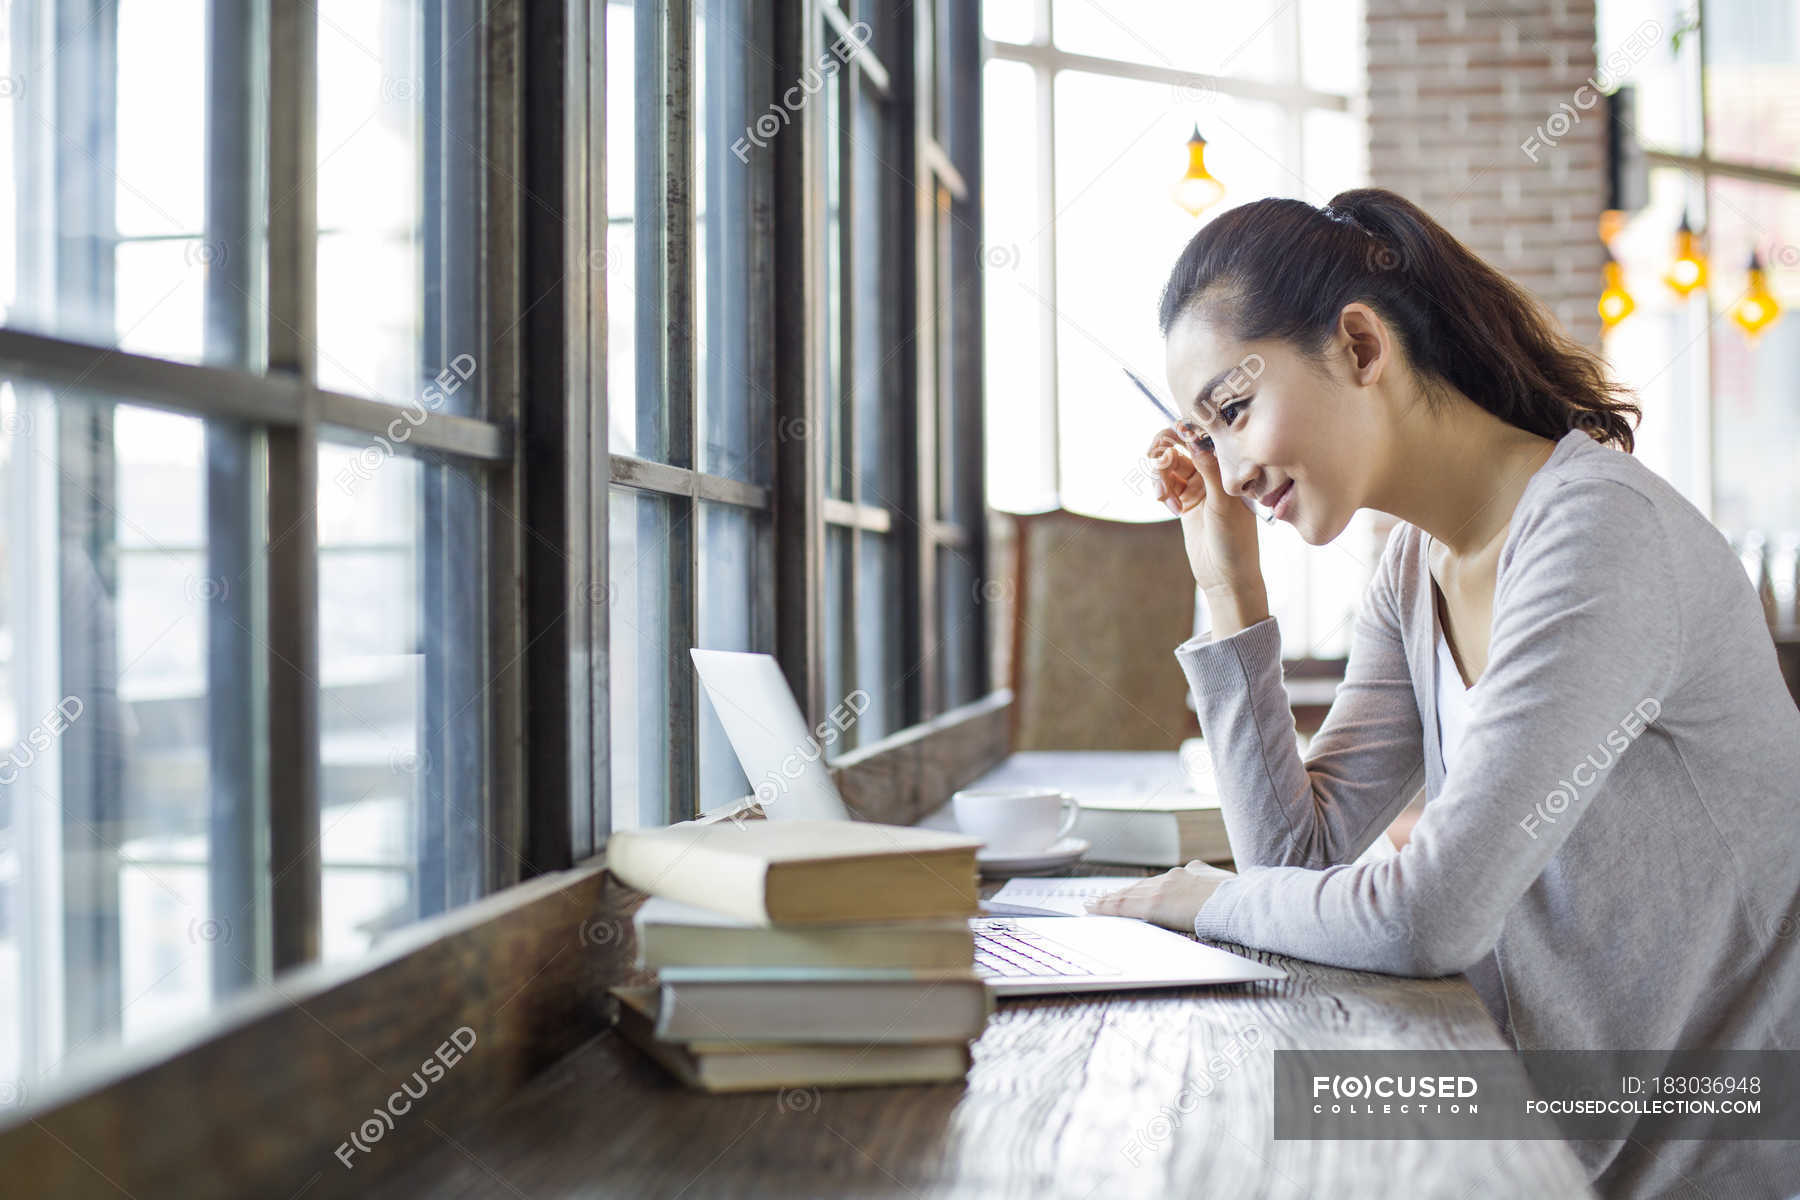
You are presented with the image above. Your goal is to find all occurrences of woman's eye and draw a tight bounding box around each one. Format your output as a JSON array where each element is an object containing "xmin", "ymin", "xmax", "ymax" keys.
[{"xmin": 1195, "ymin": 399, "xmax": 1250, "ymax": 452}]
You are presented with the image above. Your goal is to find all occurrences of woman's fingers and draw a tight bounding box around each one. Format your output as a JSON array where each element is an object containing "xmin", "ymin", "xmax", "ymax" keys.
[
  {"xmin": 1187, "ymin": 428, "xmax": 1226, "ymax": 503},
  {"xmin": 1083, "ymin": 879, "xmax": 1156, "ymax": 919},
  {"xmin": 1148, "ymin": 431, "xmax": 1197, "ymax": 483}
]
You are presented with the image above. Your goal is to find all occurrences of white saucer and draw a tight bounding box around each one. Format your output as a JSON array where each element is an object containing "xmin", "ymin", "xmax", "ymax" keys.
[{"xmin": 976, "ymin": 836, "xmax": 1090, "ymax": 877}]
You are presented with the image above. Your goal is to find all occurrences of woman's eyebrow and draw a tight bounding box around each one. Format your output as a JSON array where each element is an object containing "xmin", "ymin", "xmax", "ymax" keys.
[{"xmin": 1187, "ymin": 366, "xmax": 1237, "ymax": 424}]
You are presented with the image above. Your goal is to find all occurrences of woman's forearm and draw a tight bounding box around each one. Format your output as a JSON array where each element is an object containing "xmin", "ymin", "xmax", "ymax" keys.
[{"xmin": 1203, "ymin": 584, "xmax": 1271, "ymax": 639}]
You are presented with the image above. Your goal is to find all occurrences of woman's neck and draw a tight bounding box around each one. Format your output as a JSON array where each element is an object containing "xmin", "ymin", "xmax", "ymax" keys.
[{"xmin": 1372, "ymin": 394, "xmax": 1558, "ymax": 561}]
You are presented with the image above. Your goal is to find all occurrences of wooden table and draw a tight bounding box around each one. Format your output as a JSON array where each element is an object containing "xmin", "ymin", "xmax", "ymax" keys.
[{"xmin": 373, "ymin": 866, "xmax": 1595, "ymax": 1199}]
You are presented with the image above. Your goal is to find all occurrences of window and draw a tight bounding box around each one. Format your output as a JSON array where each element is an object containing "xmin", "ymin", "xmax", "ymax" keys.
[
  {"xmin": 982, "ymin": 1, "xmax": 1376, "ymax": 659},
  {"xmin": 1598, "ymin": 0, "xmax": 1800, "ymax": 547},
  {"xmin": 603, "ymin": 0, "xmax": 990, "ymax": 834},
  {"xmin": 0, "ymin": 0, "xmax": 991, "ymax": 1117},
  {"xmin": 0, "ymin": 0, "xmax": 519, "ymax": 1094}
]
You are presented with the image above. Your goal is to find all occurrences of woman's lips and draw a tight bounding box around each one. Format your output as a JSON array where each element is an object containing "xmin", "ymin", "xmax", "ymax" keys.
[{"xmin": 1271, "ymin": 480, "xmax": 1296, "ymax": 521}]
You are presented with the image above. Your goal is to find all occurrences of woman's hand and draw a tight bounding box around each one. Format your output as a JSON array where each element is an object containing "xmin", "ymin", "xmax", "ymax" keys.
[
  {"xmin": 1082, "ymin": 860, "xmax": 1236, "ymax": 932},
  {"xmin": 1145, "ymin": 426, "xmax": 1264, "ymax": 597}
]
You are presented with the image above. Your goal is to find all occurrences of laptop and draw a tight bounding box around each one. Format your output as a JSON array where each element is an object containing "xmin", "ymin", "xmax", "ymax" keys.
[{"xmin": 689, "ymin": 649, "xmax": 1288, "ymax": 997}]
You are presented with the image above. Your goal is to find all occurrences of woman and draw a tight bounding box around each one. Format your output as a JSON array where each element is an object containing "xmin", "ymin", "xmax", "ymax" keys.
[{"xmin": 1086, "ymin": 188, "xmax": 1800, "ymax": 1197}]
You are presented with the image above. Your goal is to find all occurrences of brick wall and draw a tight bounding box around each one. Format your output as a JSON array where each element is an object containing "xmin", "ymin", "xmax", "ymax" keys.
[{"xmin": 1366, "ymin": 0, "xmax": 1607, "ymax": 349}]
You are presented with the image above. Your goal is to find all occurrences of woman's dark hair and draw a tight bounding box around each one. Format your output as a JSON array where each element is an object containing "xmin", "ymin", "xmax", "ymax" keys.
[{"xmin": 1156, "ymin": 188, "xmax": 1639, "ymax": 452}]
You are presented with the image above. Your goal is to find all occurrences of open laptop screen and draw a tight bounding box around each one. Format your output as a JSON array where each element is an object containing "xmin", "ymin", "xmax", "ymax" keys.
[{"xmin": 689, "ymin": 648, "xmax": 851, "ymax": 821}]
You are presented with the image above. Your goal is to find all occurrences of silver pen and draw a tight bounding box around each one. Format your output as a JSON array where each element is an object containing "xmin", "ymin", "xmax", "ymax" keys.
[{"xmin": 1124, "ymin": 367, "xmax": 1272, "ymax": 525}]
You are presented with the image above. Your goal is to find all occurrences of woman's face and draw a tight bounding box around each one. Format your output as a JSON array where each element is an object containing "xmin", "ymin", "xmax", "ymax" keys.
[{"xmin": 1162, "ymin": 306, "xmax": 1374, "ymax": 546}]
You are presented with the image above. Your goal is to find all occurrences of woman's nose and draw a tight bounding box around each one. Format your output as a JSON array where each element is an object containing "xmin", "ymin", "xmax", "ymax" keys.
[{"xmin": 1216, "ymin": 451, "xmax": 1258, "ymax": 498}]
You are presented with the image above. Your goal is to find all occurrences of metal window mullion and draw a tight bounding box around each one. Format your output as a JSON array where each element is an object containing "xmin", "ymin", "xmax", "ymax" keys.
[
  {"xmin": 51, "ymin": 0, "xmax": 122, "ymax": 1044},
  {"xmin": 666, "ymin": 0, "xmax": 698, "ymax": 823},
  {"xmin": 746, "ymin": 0, "xmax": 778, "ymax": 660},
  {"xmin": 943, "ymin": 0, "xmax": 987, "ymax": 699},
  {"xmin": 418, "ymin": 0, "xmax": 489, "ymax": 914},
  {"xmin": 838, "ymin": 53, "xmax": 862, "ymax": 743},
  {"xmin": 774, "ymin": 0, "xmax": 826, "ymax": 729},
  {"xmin": 266, "ymin": 0, "xmax": 322, "ymax": 970},
  {"xmin": 609, "ymin": 454, "xmax": 772, "ymax": 509},
  {"xmin": 912, "ymin": 0, "xmax": 940, "ymax": 719},
  {"xmin": 883, "ymin": 0, "xmax": 921, "ymax": 728},
  {"xmin": 984, "ymin": 40, "xmax": 1351, "ymax": 112},
  {"xmin": 480, "ymin": 0, "xmax": 528, "ymax": 878},
  {"xmin": 203, "ymin": 0, "xmax": 269, "ymax": 994}
]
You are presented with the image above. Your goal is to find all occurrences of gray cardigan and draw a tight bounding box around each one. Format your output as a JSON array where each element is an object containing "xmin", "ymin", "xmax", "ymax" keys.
[{"xmin": 1175, "ymin": 428, "xmax": 1800, "ymax": 1197}]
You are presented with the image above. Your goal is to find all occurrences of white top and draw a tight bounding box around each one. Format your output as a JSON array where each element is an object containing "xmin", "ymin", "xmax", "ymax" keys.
[{"xmin": 1434, "ymin": 624, "xmax": 1474, "ymax": 773}]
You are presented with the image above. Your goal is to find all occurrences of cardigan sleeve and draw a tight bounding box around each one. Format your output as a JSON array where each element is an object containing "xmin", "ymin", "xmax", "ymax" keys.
[
  {"xmin": 1185, "ymin": 479, "xmax": 1679, "ymax": 976},
  {"xmin": 1173, "ymin": 521, "xmax": 1426, "ymax": 875}
]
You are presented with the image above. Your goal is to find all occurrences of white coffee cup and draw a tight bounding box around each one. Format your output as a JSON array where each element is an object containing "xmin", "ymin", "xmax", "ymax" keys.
[{"xmin": 951, "ymin": 786, "xmax": 1079, "ymax": 854}]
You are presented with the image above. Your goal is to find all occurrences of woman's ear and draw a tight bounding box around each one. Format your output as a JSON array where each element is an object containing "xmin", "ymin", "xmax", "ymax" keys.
[{"xmin": 1337, "ymin": 302, "xmax": 1388, "ymax": 387}]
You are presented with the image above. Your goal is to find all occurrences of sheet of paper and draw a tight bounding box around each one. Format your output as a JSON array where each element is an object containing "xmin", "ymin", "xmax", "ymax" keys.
[{"xmin": 983, "ymin": 875, "xmax": 1149, "ymax": 917}]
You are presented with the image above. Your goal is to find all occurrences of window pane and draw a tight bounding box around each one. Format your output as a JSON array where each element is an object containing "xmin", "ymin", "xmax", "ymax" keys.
[
  {"xmin": 0, "ymin": 389, "xmax": 264, "ymax": 1096},
  {"xmin": 1303, "ymin": 109, "xmax": 1367, "ymax": 198},
  {"xmin": 0, "ymin": 0, "xmax": 259, "ymax": 364},
  {"xmin": 606, "ymin": 0, "xmax": 669, "ymax": 462},
  {"xmin": 1051, "ymin": 0, "xmax": 1290, "ymax": 83},
  {"xmin": 696, "ymin": 0, "xmax": 770, "ymax": 487},
  {"xmin": 1601, "ymin": 168, "xmax": 1710, "ymax": 507},
  {"xmin": 855, "ymin": 531, "xmax": 902, "ymax": 741},
  {"xmin": 984, "ymin": 0, "xmax": 1035, "ymax": 44},
  {"xmin": 1701, "ymin": 0, "xmax": 1800, "ymax": 173},
  {"xmin": 823, "ymin": 525, "xmax": 851, "ymax": 746},
  {"xmin": 1299, "ymin": 0, "xmax": 1363, "ymax": 96},
  {"xmin": 317, "ymin": 445, "xmax": 486, "ymax": 958},
  {"xmin": 609, "ymin": 487, "xmax": 675, "ymax": 830},
  {"xmin": 316, "ymin": 0, "xmax": 486, "ymax": 414},
  {"xmin": 824, "ymin": 59, "xmax": 848, "ymax": 500},
  {"xmin": 1703, "ymin": 176, "xmax": 1800, "ymax": 538},
  {"xmin": 316, "ymin": 0, "xmax": 422, "ymax": 402},
  {"xmin": 936, "ymin": 545, "xmax": 978, "ymax": 711},
  {"xmin": 851, "ymin": 79, "xmax": 895, "ymax": 507},
  {"xmin": 696, "ymin": 503, "xmax": 770, "ymax": 810},
  {"xmin": 981, "ymin": 58, "xmax": 1054, "ymax": 513},
  {"xmin": 1596, "ymin": 0, "xmax": 1701, "ymax": 156},
  {"xmin": 1052, "ymin": 70, "xmax": 1286, "ymax": 516}
]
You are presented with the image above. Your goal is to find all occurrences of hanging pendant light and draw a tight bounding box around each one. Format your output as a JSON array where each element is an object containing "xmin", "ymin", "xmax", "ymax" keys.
[
  {"xmin": 1172, "ymin": 126, "xmax": 1225, "ymax": 217},
  {"xmin": 1732, "ymin": 248, "xmax": 1781, "ymax": 343},
  {"xmin": 1663, "ymin": 209, "xmax": 1708, "ymax": 297},
  {"xmin": 1598, "ymin": 247, "xmax": 1636, "ymax": 331}
]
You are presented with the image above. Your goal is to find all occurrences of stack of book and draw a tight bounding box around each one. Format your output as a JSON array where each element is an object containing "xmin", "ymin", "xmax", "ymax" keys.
[{"xmin": 604, "ymin": 818, "xmax": 990, "ymax": 1093}]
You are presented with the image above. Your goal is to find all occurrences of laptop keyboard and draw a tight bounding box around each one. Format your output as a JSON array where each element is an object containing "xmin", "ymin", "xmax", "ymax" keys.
[{"xmin": 972, "ymin": 920, "xmax": 1118, "ymax": 979}]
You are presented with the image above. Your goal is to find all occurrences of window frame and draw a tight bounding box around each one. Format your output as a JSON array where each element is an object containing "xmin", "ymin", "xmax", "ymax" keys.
[
  {"xmin": 980, "ymin": 2, "xmax": 1361, "ymax": 660},
  {"xmin": 1625, "ymin": 0, "xmax": 1800, "ymax": 530},
  {"xmin": 587, "ymin": 0, "xmax": 991, "ymax": 841},
  {"xmin": 0, "ymin": 0, "xmax": 526, "ymax": 985}
]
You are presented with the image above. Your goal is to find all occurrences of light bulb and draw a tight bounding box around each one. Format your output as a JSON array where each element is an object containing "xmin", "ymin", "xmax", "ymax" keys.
[
  {"xmin": 1598, "ymin": 256, "xmax": 1635, "ymax": 330},
  {"xmin": 1664, "ymin": 212, "xmax": 1708, "ymax": 298},
  {"xmin": 1732, "ymin": 250, "xmax": 1782, "ymax": 343},
  {"xmin": 1172, "ymin": 126, "xmax": 1224, "ymax": 217}
]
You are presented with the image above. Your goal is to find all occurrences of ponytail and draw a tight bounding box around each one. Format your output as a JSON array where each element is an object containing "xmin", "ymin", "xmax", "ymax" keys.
[{"xmin": 1156, "ymin": 188, "xmax": 1640, "ymax": 452}]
